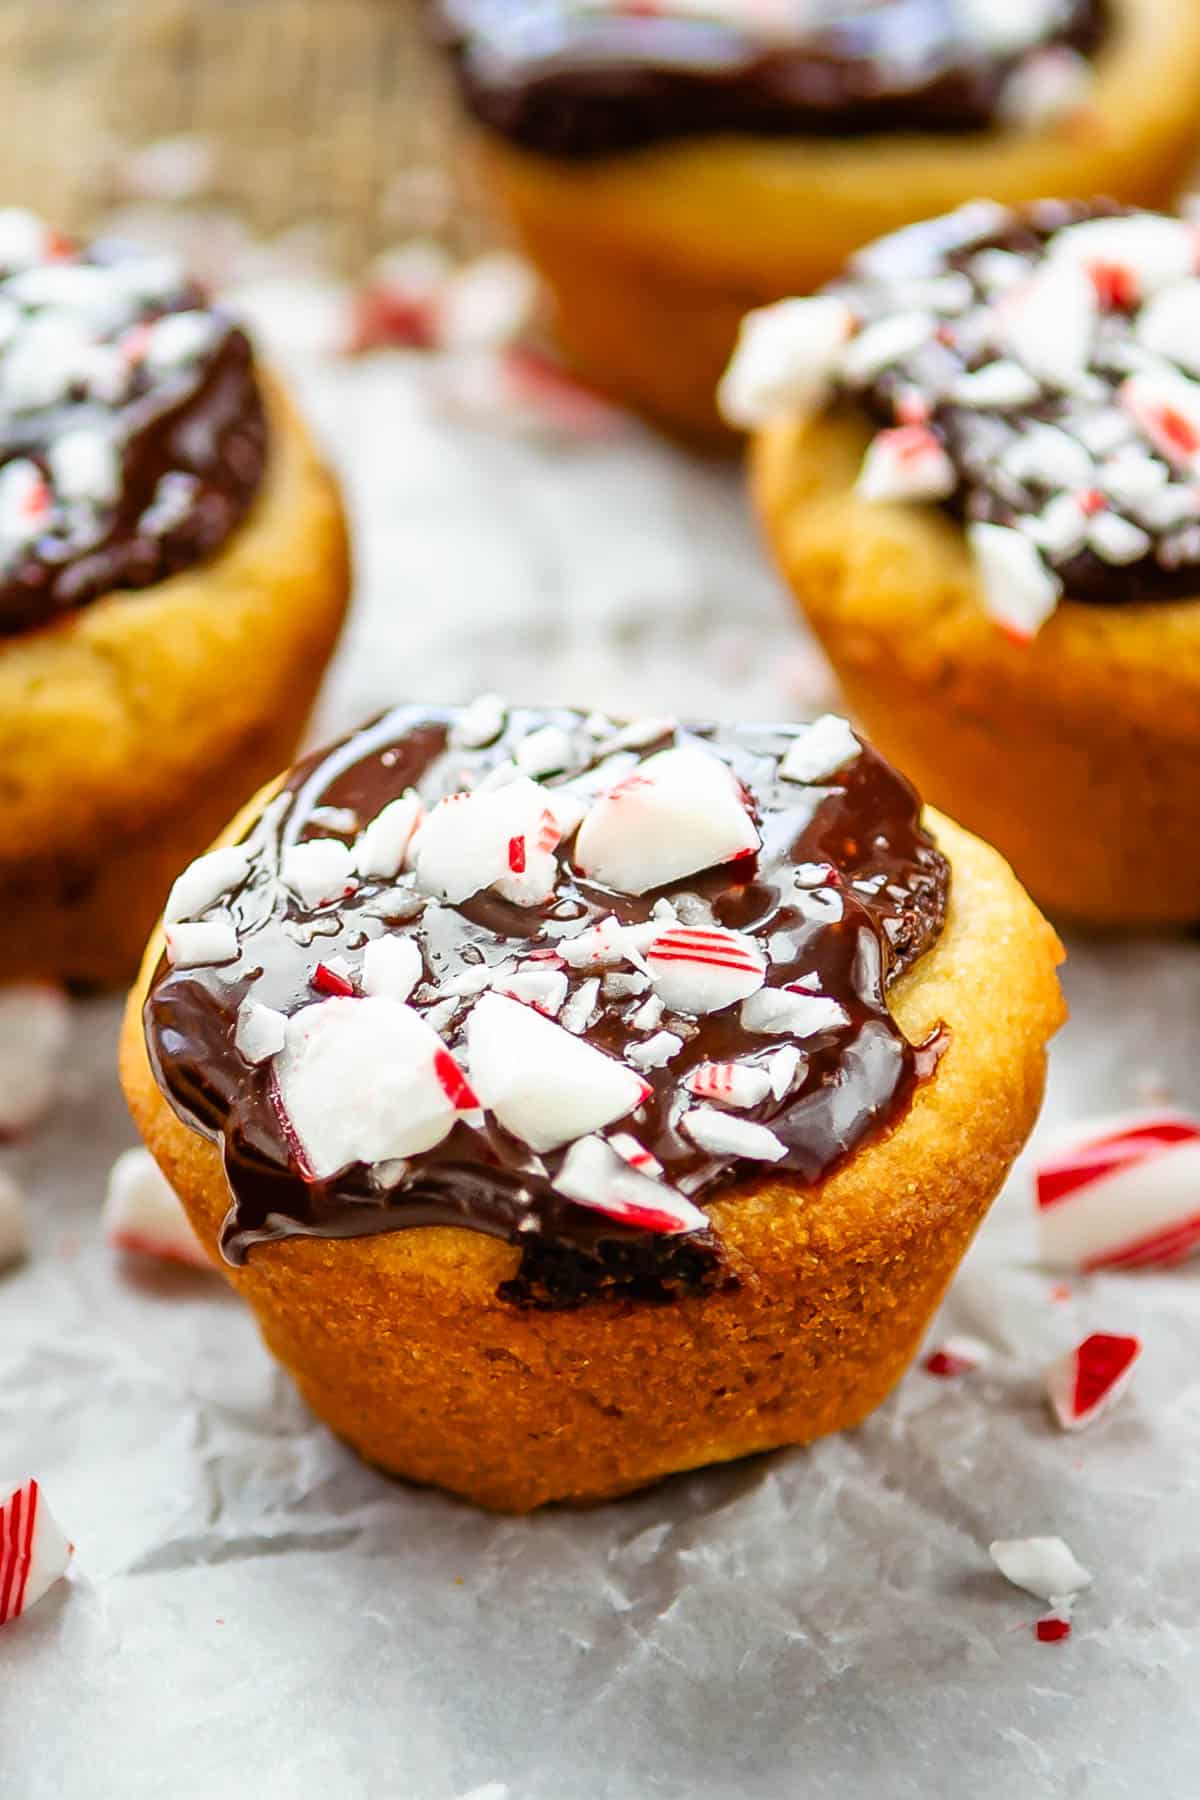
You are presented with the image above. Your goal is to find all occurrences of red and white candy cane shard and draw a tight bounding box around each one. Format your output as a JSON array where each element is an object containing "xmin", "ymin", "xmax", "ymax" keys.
[
  {"xmin": 0, "ymin": 982, "xmax": 69, "ymax": 1139},
  {"xmin": 686, "ymin": 1061, "xmax": 773, "ymax": 1109},
  {"xmin": 103, "ymin": 1147, "xmax": 211, "ymax": 1270},
  {"xmin": 855, "ymin": 424, "xmax": 956, "ymax": 505},
  {"xmin": 1035, "ymin": 1110, "xmax": 1200, "ymax": 1271},
  {"xmin": 1120, "ymin": 370, "xmax": 1200, "ymax": 474},
  {"xmin": 353, "ymin": 789, "xmax": 423, "ymax": 881},
  {"xmin": 411, "ymin": 777, "xmax": 561, "ymax": 908},
  {"xmin": 1049, "ymin": 213, "xmax": 1198, "ymax": 305},
  {"xmin": 554, "ymin": 1135, "xmax": 707, "ymax": 1236},
  {"xmin": 573, "ymin": 745, "xmax": 759, "ymax": 897},
  {"xmin": 1045, "ymin": 1332, "xmax": 1142, "ymax": 1432},
  {"xmin": 0, "ymin": 1479, "xmax": 72, "ymax": 1627},
  {"xmin": 646, "ymin": 926, "xmax": 767, "ymax": 1017}
]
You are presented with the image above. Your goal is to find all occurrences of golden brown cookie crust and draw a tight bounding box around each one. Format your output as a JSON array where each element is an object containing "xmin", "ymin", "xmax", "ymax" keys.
[
  {"xmin": 0, "ymin": 374, "xmax": 350, "ymax": 985},
  {"xmin": 121, "ymin": 801, "xmax": 1064, "ymax": 1512},
  {"xmin": 753, "ymin": 405, "xmax": 1200, "ymax": 926},
  {"xmin": 477, "ymin": 0, "xmax": 1200, "ymax": 439}
]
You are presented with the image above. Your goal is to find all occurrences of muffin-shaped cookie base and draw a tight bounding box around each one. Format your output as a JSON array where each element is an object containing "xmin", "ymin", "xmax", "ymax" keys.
[
  {"xmin": 477, "ymin": 0, "xmax": 1200, "ymax": 441},
  {"xmin": 121, "ymin": 804, "xmax": 1062, "ymax": 1512},
  {"xmin": 0, "ymin": 377, "xmax": 350, "ymax": 987},
  {"xmin": 754, "ymin": 407, "xmax": 1200, "ymax": 927}
]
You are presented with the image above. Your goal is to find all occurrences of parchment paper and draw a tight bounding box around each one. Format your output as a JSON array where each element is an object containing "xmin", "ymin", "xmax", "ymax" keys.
[{"xmin": 2, "ymin": 275, "xmax": 1198, "ymax": 1800}]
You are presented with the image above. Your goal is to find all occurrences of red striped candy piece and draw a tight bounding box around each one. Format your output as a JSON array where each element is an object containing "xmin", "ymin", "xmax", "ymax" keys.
[
  {"xmin": 1045, "ymin": 1332, "xmax": 1142, "ymax": 1431},
  {"xmin": 1035, "ymin": 1110, "xmax": 1200, "ymax": 1271},
  {"xmin": 0, "ymin": 1480, "xmax": 72, "ymax": 1627},
  {"xmin": 856, "ymin": 424, "xmax": 956, "ymax": 504},
  {"xmin": 1120, "ymin": 370, "xmax": 1200, "ymax": 473},
  {"xmin": 645, "ymin": 925, "xmax": 766, "ymax": 1017},
  {"xmin": 103, "ymin": 1148, "xmax": 212, "ymax": 1271},
  {"xmin": 553, "ymin": 1134, "xmax": 707, "ymax": 1235}
]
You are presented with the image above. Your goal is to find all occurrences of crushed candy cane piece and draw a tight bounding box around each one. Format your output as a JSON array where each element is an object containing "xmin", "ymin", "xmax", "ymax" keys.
[
  {"xmin": 513, "ymin": 725, "xmax": 572, "ymax": 778},
  {"xmin": 683, "ymin": 1108, "xmax": 787, "ymax": 1163},
  {"xmin": 353, "ymin": 790, "xmax": 423, "ymax": 880},
  {"xmin": 467, "ymin": 993, "xmax": 648, "ymax": 1153},
  {"xmin": 967, "ymin": 521, "xmax": 1062, "ymax": 641},
  {"xmin": 103, "ymin": 1147, "xmax": 210, "ymax": 1270},
  {"xmin": 451, "ymin": 693, "xmax": 507, "ymax": 749},
  {"xmin": 989, "ymin": 1536, "xmax": 1092, "ymax": 1604},
  {"xmin": 412, "ymin": 778, "xmax": 560, "ymax": 907},
  {"xmin": 574, "ymin": 745, "xmax": 759, "ymax": 896},
  {"xmin": 1035, "ymin": 1110, "xmax": 1200, "ymax": 1270},
  {"xmin": 361, "ymin": 934, "xmax": 423, "ymax": 1003},
  {"xmin": 686, "ymin": 1062, "xmax": 773, "ymax": 1109},
  {"xmin": 995, "ymin": 258, "xmax": 1097, "ymax": 389},
  {"xmin": 0, "ymin": 985, "xmax": 69, "ymax": 1139},
  {"xmin": 164, "ymin": 846, "xmax": 252, "ymax": 925},
  {"xmin": 778, "ymin": 716, "xmax": 861, "ymax": 785},
  {"xmin": 496, "ymin": 967, "xmax": 569, "ymax": 1016},
  {"xmin": 235, "ymin": 1001, "xmax": 287, "ymax": 1065},
  {"xmin": 164, "ymin": 919, "xmax": 238, "ymax": 969},
  {"xmin": 275, "ymin": 997, "xmax": 473, "ymax": 1176},
  {"xmin": 554, "ymin": 1135, "xmax": 707, "ymax": 1235},
  {"xmin": 627, "ymin": 1031, "xmax": 684, "ymax": 1070},
  {"xmin": 1049, "ymin": 213, "xmax": 1197, "ymax": 303},
  {"xmin": 1120, "ymin": 369, "xmax": 1200, "ymax": 473},
  {"xmin": 741, "ymin": 986, "xmax": 849, "ymax": 1038},
  {"xmin": 856, "ymin": 425, "xmax": 956, "ymax": 504},
  {"xmin": 609, "ymin": 1131, "xmax": 663, "ymax": 1177},
  {"xmin": 718, "ymin": 295, "xmax": 853, "ymax": 427},
  {"xmin": 0, "ymin": 1480, "xmax": 72, "ymax": 1627},
  {"xmin": 1045, "ymin": 1332, "xmax": 1142, "ymax": 1431},
  {"xmin": 281, "ymin": 838, "xmax": 356, "ymax": 909},
  {"xmin": 559, "ymin": 976, "xmax": 600, "ymax": 1034},
  {"xmin": 0, "ymin": 1170, "xmax": 28, "ymax": 1269},
  {"xmin": 1035, "ymin": 1614, "xmax": 1072, "ymax": 1643},
  {"xmin": 767, "ymin": 1045, "xmax": 804, "ymax": 1099},
  {"xmin": 645, "ymin": 925, "xmax": 766, "ymax": 1016}
]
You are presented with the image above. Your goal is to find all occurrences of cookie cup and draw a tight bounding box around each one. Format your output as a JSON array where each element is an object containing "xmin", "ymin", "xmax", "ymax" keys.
[
  {"xmin": 475, "ymin": 0, "xmax": 1200, "ymax": 441},
  {"xmin": 0, "ymin": 376, "xmax": 350, "ymax": 987},
  {"xmin": 754, "ymin": 406, "xmax": 1200, "ymax": 926},
  {"xmin": 121, "ymin": 798, "xmax": 1063, "ymax": 1512}
]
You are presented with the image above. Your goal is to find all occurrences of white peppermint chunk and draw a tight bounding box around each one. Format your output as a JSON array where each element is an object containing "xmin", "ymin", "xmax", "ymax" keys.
[
  {"xmin": 164, "ymin": 919, "xmax": 239, "ymax": 968},
  {"xmin": 513, "ymin": 725, "xmax": 572, "ymax": 778},
  {"xmin": 995, "ymin": 258, "xmax": 1097, "ymax": 388},
  {"xmin": 0, "ymin": 1169, "xmax": 28, "ymax": 1268},
  {"xmin": 0, "ymin": 207, "xmax": 51, "ymax": 270},
  {"xmin": 767, "ymin": 1045, "xmax": 804, "ymax": 1100},
  {"xmin": 281, "ymin": 838, "xmax": 356, "ymax": 909},
  {"xmin": 1137, "ymin": 279, "xmax": 1200, "ymax": 377},
  {"xmin": 0, "ymin": 458, "xmax": 47, "ymax": 550},
  {"xmin": 554, "ymin": 1135, "xmax": 707, "ymax": 1234},
  {"xmin": 451, "ymin": 692, "xmax": 507, "ymax": 748},
  {"xmin": 718, "ymin": 295, "xmax": 853, "ymax": 427},
  {"xmin": 1002, "ymin": 422, "xmax": 1094, "ymax": 492},
  {"xmin": 559, "ymin": 976, "xmax": 600, "ymax": 1034},
  {"xmin": 779, "ymin": 715, "xmax": 861, "ymax": 785},
  {"xmin": 1087, "ymin": 511, "xmax": 1151, "ymax": 566},
  {"xmin": 683, "ymin": 1108, "xmax": 787, "ymax": 1163},
  {"xmin": 741, "ymin": 987, "xmax": 849, "ymax": 1038},
  {"xmin": 1020, "ymin": 492, "xmax": 1088, "ymax": 560},
  {"xmin": 353, "ymin": 790, "xmax": 423, "ymax": 880},
  {"xmin": 840, "ymin": 311, "xmax": 936, "ymax": 386},
  {"xmin": 496, "ymin": 967, "xmax": 569, "ymax": 1016},
  {"xmin": 627, "ymin": 1031, "xmax": 684, "ymax": 1070},
  {"xmin": 574, "ymin": 745, "xmax": 759, "ymax": 896},
  {"xmin": 631, "ymin": 993, "xmax": 664, "ymax": 1031},
  {"xmin": 412, "ymin": 776, "xmax": 560, "ymax": 908},
  {"xmin": 361, "ymin": 934, "xmax": 423, "ymax": 1002},
  {"xmin": 164, "ymin": 845, "xmax": 253, "ymax": 925},
  {"xmin": 856, "ymin": 425, "xmax": 955, "ymax": 504},
  {"xmin": 275, "ymin": 996, "xmax": 471, "ymax": 1177},
  {"xmin": 235, "ymin": 1001, "xmax": 288, "ymax": 1065},
  {"xmin": 645, "ymin": 925, "xmax": 766, "ymax": 1017},
  {"xmin": 967, "ymin": 521, "xmax": 1062, "ymax": 639},
  {"xmin": 140, "ymin": 309, "xmax": 220, "ymax": 372},
  {"xmin": 47, "ymin": 429, "xmax": 119, "ymax": 507},
  {"xmin": 102, "ymin": 1147, "xmax": 209, "ymax": 1270},
  {"xmin": 558, "ymin": 914, "xmax": 643, "ymax": 970},
  {"xmin": 1, "ymin": 315, "xmax": 90, "ymax": 411},
  {"xmin": 467, "ymin": 992, "xmax": 647, "ymax": 1153},
  {"xmin": 1050, "ymin": 213, "xmax": 1196, "ymax": 301},
  {"xmin": 998, "ymin": 47, "xmax": 1092, "ymax": 131},
  {"xmin": 989, "ymin": 1537, "xmax": 1093, "ymax": 1603},
  {"xmin": 957, "ymin": 0, "xmax": 1063, "ymax": 54},
  {"xmin": 952, "ymin": 360, "xmax": 1042, "ymax": 409}
]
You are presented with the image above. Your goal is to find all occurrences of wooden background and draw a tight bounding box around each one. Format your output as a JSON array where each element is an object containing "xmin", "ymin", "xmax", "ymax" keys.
[{"xmin": 0, "ymin": 0, "xmax": 481, "ymax": 268}]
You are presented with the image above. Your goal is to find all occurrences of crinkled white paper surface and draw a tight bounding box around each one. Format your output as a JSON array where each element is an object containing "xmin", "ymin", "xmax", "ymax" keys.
[{"xmin": 3, "ymin": 302, "xmax": 1199, "ymax": 1800}]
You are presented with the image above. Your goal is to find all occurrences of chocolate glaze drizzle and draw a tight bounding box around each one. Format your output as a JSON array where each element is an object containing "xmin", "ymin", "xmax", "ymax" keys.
[
  {"xmin": 0, "ymin": 236, "xmax": 267, "ymax": 636},
  {"xmin": 433, "ymin": 0, "xmax": 1106, "ymax": 158},
  {"xmin": 145, "ymin": 706, "xmax": 949, "ymax": 1308}
]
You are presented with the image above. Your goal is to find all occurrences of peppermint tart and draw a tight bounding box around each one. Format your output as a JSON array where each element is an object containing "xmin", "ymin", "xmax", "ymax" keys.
[
  {"xmin": 736, "ymin": 199, "xmax": 1200, "ymax": 923},
  {"xmin": 432, "ymin": 0, "xmax": 1200, "ymax": 438},
  {"xmin": 0, "ymin": 210, "xmax": 349, "ymax": 985},
  {"xmin": 121, "ymin": 701, "xmax": 1063, "ymax": 1509}
]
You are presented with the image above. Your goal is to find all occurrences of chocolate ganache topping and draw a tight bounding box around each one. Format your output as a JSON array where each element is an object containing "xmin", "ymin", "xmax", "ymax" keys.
[
  {"xmin": 146, "ymin": 703, "xmax": 948, "ymax": 1308},
  {"xmin": 0, "ymin": 209, "xmax": 267, "ymax": 636},
  {"xmin": 433, "ymin": 0, "xmax": 1106, "ymax": 158}
]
